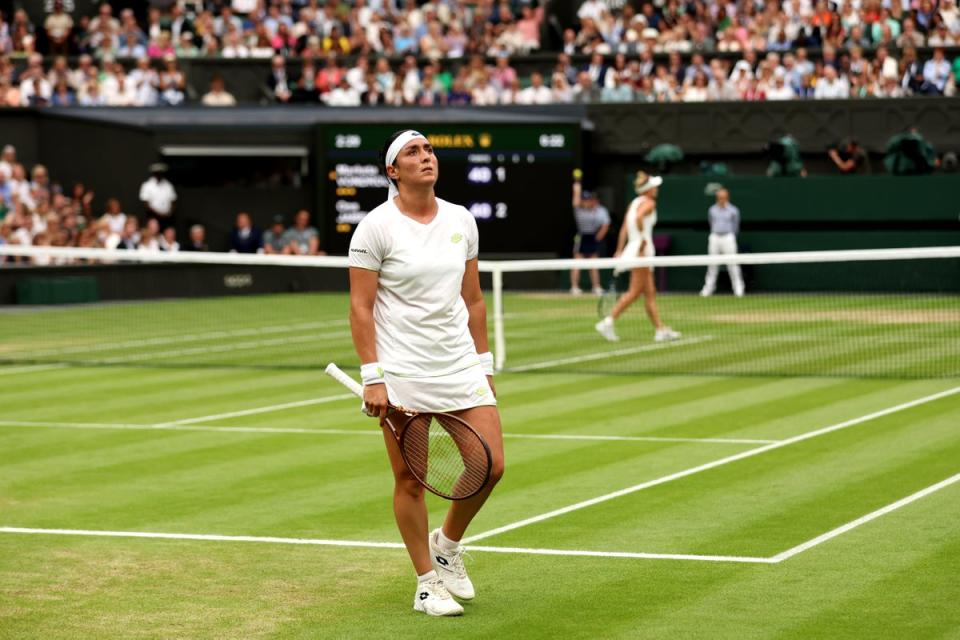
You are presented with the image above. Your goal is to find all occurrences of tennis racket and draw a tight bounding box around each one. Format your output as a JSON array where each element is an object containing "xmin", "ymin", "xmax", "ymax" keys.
[{"xmin": 325, "ymin": 363, "xmax": 492, "ymax": 501}]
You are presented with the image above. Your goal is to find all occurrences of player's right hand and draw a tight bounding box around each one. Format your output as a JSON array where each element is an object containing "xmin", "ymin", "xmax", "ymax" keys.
[{"xmin": 363, "ymin": 383, "xmax": 389, "ymax": 426}]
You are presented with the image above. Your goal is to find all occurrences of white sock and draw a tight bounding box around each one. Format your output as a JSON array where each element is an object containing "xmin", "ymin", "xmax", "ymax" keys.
[
  {"xmin": 603, "ymin": 316, "xmax": 614, "ymax": 326},
  {"xmin": 417, "ymin": 569, "xmax": 438, "ymax": 583},
  {"xmin": 436, "ymin": 528, "xmax": 460, "ymax": 552}
]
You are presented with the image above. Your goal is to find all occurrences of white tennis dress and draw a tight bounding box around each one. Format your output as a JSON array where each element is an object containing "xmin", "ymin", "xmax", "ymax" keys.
[
  {"xmin": 348, "ymin": 197, "xmax": 495, "ymax": 413},
  {"xmin": 614, "ymin": 195, "xmax": 657, "ymax": 275}
]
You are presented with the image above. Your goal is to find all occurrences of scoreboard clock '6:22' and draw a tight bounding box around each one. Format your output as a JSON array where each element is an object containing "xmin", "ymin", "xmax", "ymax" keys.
[{"xmin": 323, "ymin": 123, "xmax": 582, "ymax": 255}]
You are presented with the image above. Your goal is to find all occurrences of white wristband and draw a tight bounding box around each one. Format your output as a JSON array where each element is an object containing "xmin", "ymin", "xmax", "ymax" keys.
[
  {"xmin": 478, "ymin": 352, "xmax": 494, "ymax": 376},
  {"xmin": 360, "ymin": 362, "xmax": 385, "ymax": 386}
]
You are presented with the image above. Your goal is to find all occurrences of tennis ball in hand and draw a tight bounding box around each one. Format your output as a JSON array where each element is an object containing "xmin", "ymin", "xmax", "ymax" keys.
[{"xmin": 573, "ymin": 168, "xmax": 583, "ymax": 180}]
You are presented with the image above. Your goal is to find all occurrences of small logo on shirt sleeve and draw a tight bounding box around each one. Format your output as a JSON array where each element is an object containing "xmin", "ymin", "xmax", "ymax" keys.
[
  {"xmin": 350, "ymin": 248, "xmax": 368, "ymax": 254},
  {"xmin": 450, "ymin": 233, "xmax": 463, "ymax": 244}
]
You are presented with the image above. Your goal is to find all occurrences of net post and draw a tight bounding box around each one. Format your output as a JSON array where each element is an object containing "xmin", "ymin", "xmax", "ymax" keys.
[{"xmin": 491, "ymin": 265, "xmax": 506, "ymax": 372}]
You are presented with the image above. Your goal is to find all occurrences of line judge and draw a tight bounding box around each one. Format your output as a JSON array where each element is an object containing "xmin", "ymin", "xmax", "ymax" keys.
[{"xmin": 700, "ymin": 186, "xmax": 745, "ymax": 298}]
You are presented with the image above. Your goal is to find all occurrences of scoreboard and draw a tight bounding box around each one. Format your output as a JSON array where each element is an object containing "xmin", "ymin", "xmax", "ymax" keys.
[{"xmin": 320, "ymin": 123, "xmax": 582, "ymax": 255}]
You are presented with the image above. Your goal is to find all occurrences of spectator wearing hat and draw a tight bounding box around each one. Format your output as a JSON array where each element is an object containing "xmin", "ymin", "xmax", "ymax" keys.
[
  {"xmin": 262, "ymin": 214, "xmax": 287, "ymax": 254},
  {"xmin": 570, "ymin": 176, "xmax": 611, "ymax": 296},
  {"xmin": 230, "ymin": 212, "xmax": 262, "ymax": 253},
  {"xmin": 139, "ymin": 163, "xmax": 177, "ymax": 230}
]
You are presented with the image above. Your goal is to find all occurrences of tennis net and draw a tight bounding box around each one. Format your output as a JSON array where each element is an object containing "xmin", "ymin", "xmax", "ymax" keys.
[{"xmin": 2, "ymin": 245, "xmax": 958, "ymax": 378}]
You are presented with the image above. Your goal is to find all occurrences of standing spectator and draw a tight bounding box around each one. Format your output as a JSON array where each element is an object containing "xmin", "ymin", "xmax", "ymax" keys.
[
  {"xmin": 569, "ymin": 179, "xmax": 611, "ymax": 296},
  {"xmin": 201, "ymin": 75, "xmax": 237, "ymax": 106},
  {"xmin": 230, "ymin": 212, "xmax": 262, "ymax": 253},
  {"xmin": 183, "ymin": 224, "xmax": 209, "ymax": 252},
  {"xmin": 827, "ymin": 138, "xmax": 871, "ymax": 174},
  {"xmin": 699, "ymin": 187, "xmax": 745, "ymax": 298},
  {"xmin": 262, "ymin": 214, "xmax": 286, "ymax": 254},
  {"xmin": 139, "ymin": 163, "xmax": 177, "ymax": 229},
  {"xmin": 44, "ymin": 1, "xmax": 74, "ymax": 56},
  {"xmin": 281, "ymin": 209, "xmax": 323, "ymax": 255}
]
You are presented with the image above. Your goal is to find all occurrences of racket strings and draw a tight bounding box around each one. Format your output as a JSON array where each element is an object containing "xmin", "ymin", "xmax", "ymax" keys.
[{"xmin": 401, "ymin": 414, "xmax": 489, "ymax": 499}]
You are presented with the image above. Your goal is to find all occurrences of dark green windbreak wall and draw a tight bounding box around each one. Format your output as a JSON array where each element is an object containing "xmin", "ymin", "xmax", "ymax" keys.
[
  {"xmin": 645, "ymin": 176, "xmax": 960, "ymax": 223},
  {"xmin": 620, "ymin": 176, "xmax": 960, "ymax": 292}
]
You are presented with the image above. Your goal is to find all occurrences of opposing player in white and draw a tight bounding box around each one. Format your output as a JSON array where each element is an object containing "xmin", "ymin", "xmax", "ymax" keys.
[
  {"xmin": 596, "ymin": 171, "xmax": 681, "ymax": 343},
  {"xmin": 348, "ymin": 130, "xmax": 505, "ymax": 616}
]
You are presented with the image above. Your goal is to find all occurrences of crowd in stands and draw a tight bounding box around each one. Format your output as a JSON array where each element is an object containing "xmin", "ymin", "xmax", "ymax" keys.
[
  {"xmin": 0, "ymin": 145, "xmax": 325, "ymax": 263},
  {"xmin": 0, "ymin": 0, "xmax": 955, "ymax": 107}
]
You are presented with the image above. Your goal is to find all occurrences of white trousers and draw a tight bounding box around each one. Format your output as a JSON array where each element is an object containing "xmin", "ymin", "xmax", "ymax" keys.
[{"xmin": 701, "ymin": 233, "xmax": 744, "ymax": 295}]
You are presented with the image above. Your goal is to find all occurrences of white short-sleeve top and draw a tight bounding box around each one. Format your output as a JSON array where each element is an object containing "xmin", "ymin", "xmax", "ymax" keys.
[{"xmin": 348, "ymin": 197, "xmax": 480, "ymax": 377}]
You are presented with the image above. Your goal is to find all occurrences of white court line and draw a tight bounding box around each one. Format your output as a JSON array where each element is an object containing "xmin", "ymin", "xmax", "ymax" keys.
[
  {"xmin": 10, "ymin": 320, "xmax": 343, "ymax": 359},
  {"xmin": 507, "ymin": 335, "xmax": 714, "ymax": 372},
  {"xmin": 0, "ymin": 419, "xmax": 770, "ymax": 445},
  {"xmin": 462, "ymin": 385, "xmax": 960, "ymax": 544},
  {"xmin": 89, "ymin": 331, "xmax": 352, "ymax": 365},
  {"xmin": 160, "ymin": 393, "xmax": 357, "ymax": 426},
  {"xmin": 0, "ymin": 527, "xmax": 769, "ymax": 564},
  {"xmin": 771, "ymin": 471, "xmax": 960, "ymax": 563},
  {"xmin": 0, "ymin": 363, "xmax": 68, "ymax": 376},
  {"xmin": 502, "ymin": 433, "xmax": 778, "ymax": 445}
]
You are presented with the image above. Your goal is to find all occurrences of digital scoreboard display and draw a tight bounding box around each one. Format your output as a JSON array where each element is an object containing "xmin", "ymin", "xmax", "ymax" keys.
[{"xmin": 321, "ymin": 123, "xmax": 581, "ymax": 255}]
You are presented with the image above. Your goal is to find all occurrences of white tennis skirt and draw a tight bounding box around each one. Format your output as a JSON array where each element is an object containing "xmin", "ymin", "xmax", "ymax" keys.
[{"xmin": 385, "ymin": 363, "xmax": 497, "ymax": 413}]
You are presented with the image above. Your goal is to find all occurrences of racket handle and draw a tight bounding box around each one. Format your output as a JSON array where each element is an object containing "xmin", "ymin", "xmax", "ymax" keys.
[{"xmin": 325, "ymin": 363, "xmax": 364, "ymax": 398}]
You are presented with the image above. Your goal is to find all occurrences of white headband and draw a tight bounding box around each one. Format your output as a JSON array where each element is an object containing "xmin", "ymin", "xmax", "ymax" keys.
[{"xmin": 385, "ymin": 130, "xmax": 428, "ymax": 200}]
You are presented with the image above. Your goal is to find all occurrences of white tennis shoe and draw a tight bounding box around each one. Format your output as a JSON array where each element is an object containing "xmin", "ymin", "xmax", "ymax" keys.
[
  {"xmin": 654, "ymin": 327, "xmax": 682, "ymax": 342},
  {"xmin": 413, "ymin": 576, "xmax": 464, "ymax": 616},
  {"xmin": 595, "ymin": 318, "xmax": 620, "ymax": 342},
  {"xmin": 429, "ymin": 529, "xmax": 475, "ymax": 600}
]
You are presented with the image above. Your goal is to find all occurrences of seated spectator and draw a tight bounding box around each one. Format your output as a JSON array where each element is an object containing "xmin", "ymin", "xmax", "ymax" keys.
[
  {"xmin": 202, "ymin": 74, "xmax": 237, "ymax": 106},
  {"xmin": 159, "ymin": 55, "xmax": 186, "ymax": 106},
  {"xmin": 159, "ymin": 227, "xmax": 179, "ymax": 252},
  {"xmin": 230, "ymin": 212, "xmax": 262, "ymax": 253},
  {"xmin": 138, "ymin": 218, "xmax": 160, "ymax": 252},
  {"xmin": 280, "ymin": 209, "xmax": 323, "ymax": 255},
  {"xmin": 115, "ymin": 217, "xmax": 140, "ymax": 250},
  {"xmin": 517, "ymin": 72, "xmax": 552, "ymax": 105},
  {"xmin": 814, "ymin": 66, "xmax": 849, "ymax": 99},
  {"xmin": 923, "ymin": 48, "xmax": 952, "ymax": 94},
  {"xmin": 573, "ymin": 70, "xmax": 600, "ymax": 103},
  {"xmin": 183, "ymin": 224, "xmax": 209, "ymax": 252},
  {"xmin": 100, "ymin": 198, "xmax": 127, "ymax": 236},
  {"xmin": 267, "ymin": 55, "xmax": 293, "ymax": 103},
  {"xmin": 325, "ymin": 76, "xmax": 361, "ymax": 106},
  {"xmin": 827, "ymin": 138, "xmax": 871, "ymax": 174},
  {"xmin": 602, "ymin": 73, "xmax": 634, "ymax": 102},
  {"xmin": 262, "ymin": 214, "xmax": 286, "ymax": 254}
]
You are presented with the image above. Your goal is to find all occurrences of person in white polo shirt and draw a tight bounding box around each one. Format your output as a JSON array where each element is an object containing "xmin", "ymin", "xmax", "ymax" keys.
[
  {"xmin": 700, "ymin": 187, "xmax": 745, "ymax": 297},
  {"xmin": 348, "ymin": 129, "xmax": 505, "ymax": 617},
  {"xmin": 139, "ymin": 163, "xmax": 177, "ymax": 230}
]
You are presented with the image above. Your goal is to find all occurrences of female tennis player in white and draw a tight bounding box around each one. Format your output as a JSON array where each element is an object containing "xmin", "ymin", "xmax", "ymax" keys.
[
  {"xmin": 348, "ymin": 130, "xmax": 504, "ymax": 617},
  {"xmin": 595, "ymin": 171, "xmax": 681, "ymax": 343}
]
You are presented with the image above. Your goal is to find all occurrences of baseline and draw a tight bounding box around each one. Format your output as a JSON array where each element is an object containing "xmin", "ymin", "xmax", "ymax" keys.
[{"xmin": 0, "ymin": 527, "xmax": 769, "ymax": 564}]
